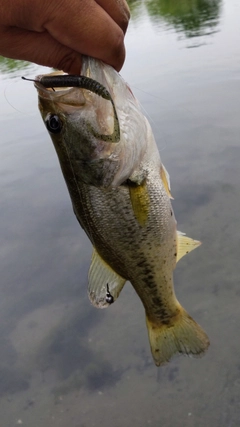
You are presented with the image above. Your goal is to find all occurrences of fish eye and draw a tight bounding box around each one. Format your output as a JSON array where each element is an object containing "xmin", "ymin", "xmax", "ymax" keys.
[{"xmin": 45, "ymin": 114, "xmax": 62, "ymax": 134}]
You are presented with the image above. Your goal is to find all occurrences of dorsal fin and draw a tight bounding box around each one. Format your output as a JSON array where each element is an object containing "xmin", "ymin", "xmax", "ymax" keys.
[
  {"xmin": 177, "ymin": 231, "xmax": 201, "ymax": 262},
  {"xmin": 88, "ymin": 248, "xmax": 126, "ymax": 308},
  {"xmin": 160, "ymin": 164, "xmax": 174, "ymax": 199}
]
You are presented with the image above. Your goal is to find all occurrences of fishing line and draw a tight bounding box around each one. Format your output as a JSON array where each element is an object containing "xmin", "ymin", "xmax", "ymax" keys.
[
  {"xmin": 129, "ymin": 83, "xmax": 198, "ymax": 153},
  {"xmin": 129, "ymin": 88, "xmax": 168, "ymax": 153},
  {"xmin": 4, "ymin": 83, "xmax": 27, "ymax": 114},
  {"xmin": 131, "ymin": 83, "xmax": 196, "ymax": 121},
  {"xmin": 3, "ymin": 78, "xmax": 37, "ymax": 115}
]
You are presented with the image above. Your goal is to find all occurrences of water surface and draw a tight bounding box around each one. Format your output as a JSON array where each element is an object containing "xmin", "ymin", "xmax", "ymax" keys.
[{"xmin": 0, "ymin": 0, "xmax": 240, "ymax": 426}]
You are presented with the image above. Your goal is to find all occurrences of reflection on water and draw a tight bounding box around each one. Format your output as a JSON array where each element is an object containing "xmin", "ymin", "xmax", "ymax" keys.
[
  {"xmin": 0, "ymin": 56, "xmax": 31, "ymax": 76},
  {"xmin": 146, "ymin": 0, "xmax": 221, "ymax": 38},
  {"xmin": 0, "ymin": 0, "xmax": 240, "ymax": 426},
  {"xmin": 0, "ymin": 366, "xmax": 30, "ymax": 397},
  {"xmin": 36, "ymin": 306, "xmax": 124, "ymax": 393},
  {"xmin": 129, "ymin": 0, "xmax": 221, "ymax": 44}
]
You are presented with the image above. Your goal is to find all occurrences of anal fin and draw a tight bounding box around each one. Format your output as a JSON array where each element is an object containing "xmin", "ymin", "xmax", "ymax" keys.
[
  {"xmin": 88, "ymin": 248, "xmax": 126, "ymax": 308},
  {"xmin": 177, "ymin": 231, "xmax": 201, "ymax": 263}
]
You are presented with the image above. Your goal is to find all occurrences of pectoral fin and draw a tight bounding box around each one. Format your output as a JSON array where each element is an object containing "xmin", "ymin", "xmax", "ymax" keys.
[
  {"xmin": 88, "ymin": 248, "xmax": 126, "ymax": 308},
  {"xmin": 177, "ymin": 231, "xmax": 201, "ymax": 263},
  {"xmin": 160, "ymin": 164, "xmax": 173, "ymax": 199},
  {"xmin": 128, "ymin": 179, "xmax": 150, "ymax": 227}
]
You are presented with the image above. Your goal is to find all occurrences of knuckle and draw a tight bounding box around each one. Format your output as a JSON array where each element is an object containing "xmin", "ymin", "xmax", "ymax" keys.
[
  {"xmin": 111, "ymin": 30, "xmax": 125, "ymax": 71},
  {"xmin": 118, "ymin": 1, "xmax": 130, "ymax": 33},
  {"xmin": 56, "ymin": 52, "xmax": 82, "ymax": 74}
]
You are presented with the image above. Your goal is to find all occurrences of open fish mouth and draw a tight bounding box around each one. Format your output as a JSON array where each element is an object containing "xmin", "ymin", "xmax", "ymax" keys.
[{"xmin": 24, "ymin": 73, "xmax": 120, "ymax": 143}]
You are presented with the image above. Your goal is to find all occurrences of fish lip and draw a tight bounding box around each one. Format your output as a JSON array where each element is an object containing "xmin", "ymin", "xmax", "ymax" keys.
[
  {"xmin": 34, "ymin": 74, "xmax": 57, "ymax": 93},
  {"xmin": 34, "ymin": 74, "xmax": 75, "ymax": 97},
  {"xmin": 34, "ymin": 74, "xmax": 86, "ymax": 106}
]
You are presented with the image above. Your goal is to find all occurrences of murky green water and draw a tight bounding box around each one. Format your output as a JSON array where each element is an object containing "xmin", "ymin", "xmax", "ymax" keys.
[{"xmin": 0, "ymin": 0, "xmax": 240, "ymax": 425}]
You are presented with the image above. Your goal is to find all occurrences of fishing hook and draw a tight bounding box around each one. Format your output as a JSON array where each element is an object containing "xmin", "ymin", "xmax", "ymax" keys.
[{"xmin": 106, "ymin": 283, "xmax": 114, "ymax": 304}]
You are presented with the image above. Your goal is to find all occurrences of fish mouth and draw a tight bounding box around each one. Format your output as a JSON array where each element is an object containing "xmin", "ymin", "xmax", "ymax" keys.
[
  {"xmin": 34, "ymin": 71, "xmax": 86, "ymax": 107},
  {"xmin": 35, "ymin": 72, "xmax": 120, "ymax": 143}
]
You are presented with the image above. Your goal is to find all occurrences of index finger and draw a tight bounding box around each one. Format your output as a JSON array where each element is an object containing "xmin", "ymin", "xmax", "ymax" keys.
[{"xmin": 43, "ymin": 0, "xmax": 127, "ymax": 71}]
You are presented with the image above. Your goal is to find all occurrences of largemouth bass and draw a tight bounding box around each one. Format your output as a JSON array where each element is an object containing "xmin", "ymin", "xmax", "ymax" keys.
[{"xmin": 34, "ymin": 57, "xmax": 209, "ymax": 366}]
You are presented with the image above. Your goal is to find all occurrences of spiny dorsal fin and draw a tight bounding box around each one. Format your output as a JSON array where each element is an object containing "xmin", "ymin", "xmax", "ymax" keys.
[
  {"xmin": 88, "ymin": 248, "xmax": 126, "ymax": 308},
  {"xmin": 129, "ymin": 179, "xmax": 150, "ymax": 227},
  {"xmin": 160, "ymin": 164, "xmax": 174, "ymax": 199},
  {"xmin": 177, "ymin": 231, "xmax": 201, "ymax": 263}
]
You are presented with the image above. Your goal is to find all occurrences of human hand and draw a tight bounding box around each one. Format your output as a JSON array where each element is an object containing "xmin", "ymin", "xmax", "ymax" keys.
[{"xmin": 0, "ymin": 0, "xmax": 130, "ymax": 73}]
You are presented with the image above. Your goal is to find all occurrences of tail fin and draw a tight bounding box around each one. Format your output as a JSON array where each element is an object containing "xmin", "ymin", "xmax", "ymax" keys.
[{"xmin": 146, "ymin": 307, "xmax": 209, "ymax": 366}]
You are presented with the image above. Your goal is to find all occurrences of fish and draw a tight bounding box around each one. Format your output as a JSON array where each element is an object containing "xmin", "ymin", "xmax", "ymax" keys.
[{"xmin": 34, "ymin": 56, "xmax": 209, "ymax": 366}]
